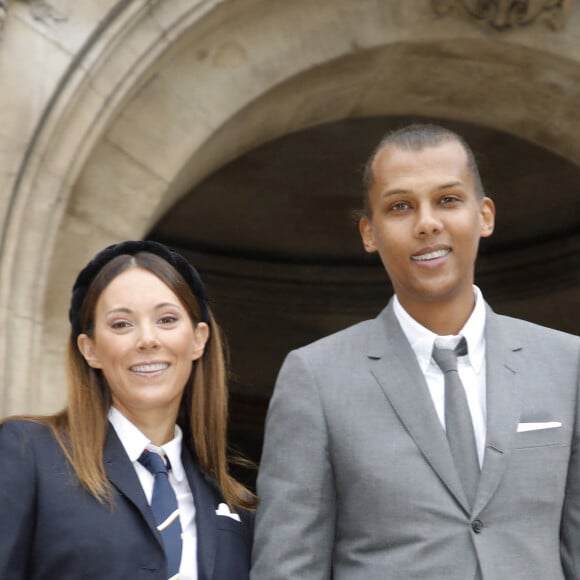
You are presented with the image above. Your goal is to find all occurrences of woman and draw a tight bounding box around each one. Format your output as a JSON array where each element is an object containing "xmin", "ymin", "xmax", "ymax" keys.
[{"xmin": 0, "ymin": 240, "xmax": 256, "ymax": 580}]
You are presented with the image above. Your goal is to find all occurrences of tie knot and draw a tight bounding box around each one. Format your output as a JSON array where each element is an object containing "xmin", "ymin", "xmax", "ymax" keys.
[
  {"xmin": 138, "ymin": 450, "xmax": 169, "ymax": 476},
  {"xmin": 432, "ymin": 336, "xmax": 467, "ymax": 374}
]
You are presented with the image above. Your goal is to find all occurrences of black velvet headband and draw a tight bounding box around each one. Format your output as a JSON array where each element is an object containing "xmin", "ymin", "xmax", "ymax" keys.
[{"xmin": 69, "ymin": 240, "xmax": 210, "ymax": 337}]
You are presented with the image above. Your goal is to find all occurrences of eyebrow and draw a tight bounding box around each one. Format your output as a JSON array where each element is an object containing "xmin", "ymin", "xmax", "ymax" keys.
[
  {"xmin": 381, "ymin": 181, "xmax": 464, "ymax": 198},
  {"xmin": 104, "ymin": 302, "xmax": 182, "ymax": 316},
  {"xmin": 437, "ymin": 181, "xmax": 464, "ymax": 190}
]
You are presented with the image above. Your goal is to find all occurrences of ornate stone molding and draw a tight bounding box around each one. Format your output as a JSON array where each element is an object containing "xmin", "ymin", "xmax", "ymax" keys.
[
  {"xmin": 27, "ymin": 0, "xmax": 66, "ymax": 25},
  {"xmin": 0, "ymin": 0, "xmax": 66, "ymax": 36},
  {"xmin": 432, "ymin": 0, "xmax": 572, "ymax": 30},
  {"xmin": 0, "ymin": 0, "xmax": 9, "ymax": 34}
]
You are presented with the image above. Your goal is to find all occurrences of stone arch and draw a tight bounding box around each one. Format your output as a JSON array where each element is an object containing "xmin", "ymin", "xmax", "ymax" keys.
[{"xmin": 2, "ymin": 0, "xmax": 580, "ymax": 414}]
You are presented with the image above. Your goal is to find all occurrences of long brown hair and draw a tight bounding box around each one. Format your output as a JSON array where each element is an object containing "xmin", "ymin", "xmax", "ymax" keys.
[{"xmin": 10, "ymin": 252, "xmax": 255, "ymax": 511}]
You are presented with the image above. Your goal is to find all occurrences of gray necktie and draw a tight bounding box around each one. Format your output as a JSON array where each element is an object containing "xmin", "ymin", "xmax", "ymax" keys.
[{"xmin": 432, "ymin": 337, "xmax": 480, "ymax": 508}]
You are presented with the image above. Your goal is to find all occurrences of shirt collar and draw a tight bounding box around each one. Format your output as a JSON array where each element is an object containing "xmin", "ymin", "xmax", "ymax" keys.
[
  {"xmin": 393, "ymin": 285, "xmax": 486, "ymax": 373},
  {"xmin": 108, "ymin": 407, "xmax": 186, "ymax": 482}
]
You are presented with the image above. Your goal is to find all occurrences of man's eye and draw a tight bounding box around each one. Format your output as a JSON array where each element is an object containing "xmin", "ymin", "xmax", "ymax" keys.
[
  {"xmin": 391, "ymin": 201, "xmax": 410, "ymax": 211},
  {"xmin": 440, "ymin": 195, "xmax": 459, "ymax": 205}
]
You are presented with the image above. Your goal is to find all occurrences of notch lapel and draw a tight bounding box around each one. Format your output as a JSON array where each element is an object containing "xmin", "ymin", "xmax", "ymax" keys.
[
  {"xmin": 472, "ymin": 308, "xmax": 523, "ymax": 514},
  {"xmin": 368, "ymin": 303, "xmax": 470, "ymax": 513},
  {"xmin": 182, "ymin": 448, "xmax": 218, "ymax": 580},
  {"xmin": 103, "ymin": 425, "xmax": 160, "ymax": 543}
]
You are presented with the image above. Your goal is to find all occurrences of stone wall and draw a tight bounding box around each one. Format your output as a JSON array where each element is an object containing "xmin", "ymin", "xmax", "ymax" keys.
[{"xmin": 1, "ymin": 0, "xmax": 579, "ymax": 416}]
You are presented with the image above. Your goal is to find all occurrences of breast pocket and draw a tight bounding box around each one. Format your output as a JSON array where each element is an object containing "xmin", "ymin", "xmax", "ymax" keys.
[
  {"xmin": 506, "ymin": 425, "xmax": 571, "ymax": 507},
  {"xmin": 214, "ymin": 517, "xmax": 251, "ymax": 580},
  {"xmin": 216, "ymin": 515, "xmax": 246, "ymax": 536},
  {"xmin": 512, "ymin": 425, "xmax": 567, "ymax": 449}
]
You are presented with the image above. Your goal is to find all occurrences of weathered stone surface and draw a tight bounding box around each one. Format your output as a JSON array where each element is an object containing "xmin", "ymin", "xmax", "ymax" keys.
[{"xmin": 0, "ymin": 0, "xmax": 579, "ymax": 419}]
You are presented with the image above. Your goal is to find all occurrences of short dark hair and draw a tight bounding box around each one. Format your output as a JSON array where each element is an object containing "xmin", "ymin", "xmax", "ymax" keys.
[{"xmin": 362, "ymin": 123, "xmax": 485, "ymax": 216}]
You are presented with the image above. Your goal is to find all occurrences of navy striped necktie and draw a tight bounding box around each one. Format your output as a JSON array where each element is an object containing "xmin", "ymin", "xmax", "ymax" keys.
[{"xmin": 138, "ymin": 449, "xmax": 182, "ymax": 579}]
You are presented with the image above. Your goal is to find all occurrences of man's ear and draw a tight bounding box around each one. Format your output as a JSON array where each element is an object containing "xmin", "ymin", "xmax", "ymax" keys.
[
  {"xmin": 191, "ymin": 322, "xmax": 210, "ymax": 361},
  {"xmin": 77, "ymin": 334, "xmax": 103, "ymax": 369},
  {"xmin": 479, "ymin": 197, "xmax": 495, "ymax": 238},
  {"xmin": 359, "ymin": 216, "xmax": 377, "ymax": 253}
]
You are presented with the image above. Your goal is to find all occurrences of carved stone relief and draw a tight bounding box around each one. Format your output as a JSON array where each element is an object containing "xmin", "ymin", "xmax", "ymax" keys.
[
  {"xmin": 28, "ymin": 0, "xmax": 66, "ymax": 25},
  {"xmin": 0, "ymin": 0, "xmax": 9, "ymax": 34},
  {"xmin": 432, "ymin": 0, "xmax": 572, "ymax": 30},
  {"xmin": 0, "ymin": 0, "xmax": 66, "ymax": 36}
]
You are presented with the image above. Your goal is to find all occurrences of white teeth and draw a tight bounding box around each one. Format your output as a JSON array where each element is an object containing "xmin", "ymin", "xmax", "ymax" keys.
[
  {"xmin": 412, "ymin": 249, "xmax": 450, "ymax": 261},
  {"xmin": 131, "ymin": 363, "xmax": 168, "ymax": 373}
]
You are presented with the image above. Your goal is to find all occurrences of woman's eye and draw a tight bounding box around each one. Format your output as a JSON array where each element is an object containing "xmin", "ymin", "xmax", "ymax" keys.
[
  {"xmin": 159, "ymin": 315, "xmax": 178, "ymax": 325},
  {"xmin": 111, "ymin": 320, "xmax": 131, "ymax": 330}
]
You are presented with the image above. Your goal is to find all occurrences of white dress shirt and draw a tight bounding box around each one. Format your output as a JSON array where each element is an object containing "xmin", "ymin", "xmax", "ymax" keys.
[
  {"xmin": 393, "ymin": 286, "xmax": 487, "ymax": 466},
  {"xmin": 108, "ymin": 407, "xmax": 198, "ymax": 579}
]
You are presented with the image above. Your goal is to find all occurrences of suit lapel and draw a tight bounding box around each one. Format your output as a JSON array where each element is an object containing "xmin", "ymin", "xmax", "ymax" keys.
[
  {"xmin": 103, "ymin": 425, "xmax": 160, "ymax": 542},
  {"xmin": 368, "ymin": 302, "xmax": 470, "ymax": 513},
  {"xmin": 104, "ymin": 425, "xmax": 224, "ymax": 578},
  {"xmin": 368, "ymin": 303, "xmax": 524, "ymax": 515},
  {"xmin": 182, "ymin": 448, "xmax": 218, "ymax": 580},
  {"xmin": 472, "ymin": 307, "xmax": 523, "ymax": 514}
]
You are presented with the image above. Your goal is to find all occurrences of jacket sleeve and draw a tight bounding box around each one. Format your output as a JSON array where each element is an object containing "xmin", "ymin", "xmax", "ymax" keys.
[
  {"xmin": 560, "ymin": 341, "xmax": 580, "ymax": 579},
  {"xmin": 0, "ymin": 421, "xmax": 37, "ymax": 580},
  {"xmin": 251, "ymin": 350, "xmax": 336, "ymax": 580}
]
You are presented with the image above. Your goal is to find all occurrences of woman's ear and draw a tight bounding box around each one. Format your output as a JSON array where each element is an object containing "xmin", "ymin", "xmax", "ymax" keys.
[
  {"xmin": 77, "ymin": 334, "xmax": 103, "ymax": 369},
  {"xmin": 191, "ymin": 322, "xmax": 210, "ymax": 361}
]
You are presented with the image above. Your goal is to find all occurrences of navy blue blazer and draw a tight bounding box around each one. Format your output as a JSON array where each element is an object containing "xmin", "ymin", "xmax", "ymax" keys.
[{"xmin": 0, "ymin": 420, "xmax": 253, "ymax": 580}]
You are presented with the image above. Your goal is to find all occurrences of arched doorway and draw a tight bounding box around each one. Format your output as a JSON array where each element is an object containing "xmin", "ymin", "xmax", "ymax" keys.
[
  {"xmin": 149, "ymin": 115, "xmax": 580, "ymax": 477},
  {"xmin": 1, "ymin": 2, "xmax": 579, "ymax": 461}
]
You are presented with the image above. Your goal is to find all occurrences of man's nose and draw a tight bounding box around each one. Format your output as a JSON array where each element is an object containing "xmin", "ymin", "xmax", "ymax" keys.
[{"xmin": 414, "ymin": 205, "xmax": 442, "ymax": 237}]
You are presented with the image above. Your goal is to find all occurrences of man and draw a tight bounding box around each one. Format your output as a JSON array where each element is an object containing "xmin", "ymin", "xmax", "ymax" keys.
[{"xmin": 251, "ymin": 124, "xmax": 580, "ymax": 579}]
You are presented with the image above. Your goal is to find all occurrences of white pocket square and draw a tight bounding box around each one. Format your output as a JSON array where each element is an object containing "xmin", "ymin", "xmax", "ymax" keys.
[
  {"xmin": 216, "ymin": 502, "xmax": 241, "ymax": 522},
  {"xmin": 517, "ymin": 421, "xmax": 562, "ymax": 432}
]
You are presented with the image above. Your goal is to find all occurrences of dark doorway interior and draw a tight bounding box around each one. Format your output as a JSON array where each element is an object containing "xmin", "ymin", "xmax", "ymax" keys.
[{"xmin": 150, "ymin": 116, "xmax": 580, "ymax": 488}]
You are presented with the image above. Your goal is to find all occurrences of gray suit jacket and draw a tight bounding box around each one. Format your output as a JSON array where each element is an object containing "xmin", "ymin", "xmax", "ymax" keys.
[{"xmin": 251, "ymin": 301, "xmax": 580, "ymax": 580}]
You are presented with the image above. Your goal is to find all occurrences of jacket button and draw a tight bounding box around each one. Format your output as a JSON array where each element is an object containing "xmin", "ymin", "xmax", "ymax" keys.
[{"xmin": 471, "ymin": 519, "xmax": 483, "ymax": 533}]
